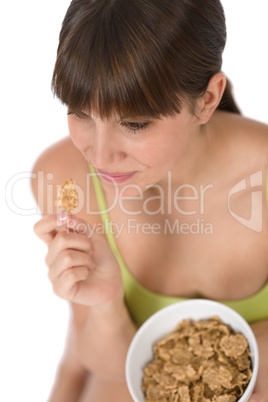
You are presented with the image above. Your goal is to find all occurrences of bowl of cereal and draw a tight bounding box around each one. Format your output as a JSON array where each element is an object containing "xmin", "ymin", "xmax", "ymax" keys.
[{"xmin": 126, "ymin": 299, "xmax": 259, "ymax": 402}]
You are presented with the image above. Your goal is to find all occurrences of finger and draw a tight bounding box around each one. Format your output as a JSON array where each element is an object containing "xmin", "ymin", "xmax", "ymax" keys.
[
  {"xmin": 64, "ymin": 215, "xmax": 94, "ymax": 237},
  {"xmin": 52, "ymin": 266, "xmax": 89, "ymax": 300},
  {"xmin": 61, "ymin": 214, "xmax": 104, "ymax": 241},
  {"xmin": 34, "ymin": 213, "xmax": 71, "ymax": 245},
  {"xmin": 57, "ymin": 215, "xmax": 107, "ymax": 250},
  {"xmin": 46, "ymin": 230, "xmax": 93, "ymax": 267},
  {"xmin": 48, "ymin": 249, "xmax": 95, "ymax": 282}
]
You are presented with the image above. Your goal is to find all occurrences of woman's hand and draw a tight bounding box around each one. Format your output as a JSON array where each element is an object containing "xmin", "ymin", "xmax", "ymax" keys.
[
  {"xmin": 249, "ymin": 319, "xmax": 268, "ymax": 402},
  {"xmin": 34, "ymin": 213, "xmax": 124, "ymax": 307}
]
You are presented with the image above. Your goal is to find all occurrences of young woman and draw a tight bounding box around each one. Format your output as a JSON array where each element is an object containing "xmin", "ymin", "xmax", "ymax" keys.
[{"xmin": 32, "ymin": 0, "xmax": 268, "ymax": 400}]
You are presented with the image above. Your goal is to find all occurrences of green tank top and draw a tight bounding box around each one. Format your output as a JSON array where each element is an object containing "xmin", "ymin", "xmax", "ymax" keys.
[{"xmin": 89, "ymin": 165, "xmax": 268, "ymax": 326}]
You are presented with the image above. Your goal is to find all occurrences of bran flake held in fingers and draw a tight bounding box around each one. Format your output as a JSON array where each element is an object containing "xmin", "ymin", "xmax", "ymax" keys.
[{"xmin": 56, "ymin": 178, "xmax": 78, "ymax": 213}]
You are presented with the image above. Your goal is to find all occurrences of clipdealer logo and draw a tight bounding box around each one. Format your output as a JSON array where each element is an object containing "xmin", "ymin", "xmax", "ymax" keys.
[
  {"xmin": 227, "ymin": 170, "xmax": 263, "ymax": 233},
  {"xmin": 5, "ymin": 169, "xmax": 265, "ymax": 234}
]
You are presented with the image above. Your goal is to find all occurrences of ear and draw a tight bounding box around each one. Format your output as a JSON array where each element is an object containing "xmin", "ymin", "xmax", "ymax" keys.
[{"xmin": 194, "ymin": 73, "xmax": 226, "ymax": 125}]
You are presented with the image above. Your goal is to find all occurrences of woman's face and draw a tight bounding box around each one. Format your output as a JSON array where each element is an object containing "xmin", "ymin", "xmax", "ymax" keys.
[{"xmin": 67, "ymin": 107, "xmax": 198, "ymax": 194}]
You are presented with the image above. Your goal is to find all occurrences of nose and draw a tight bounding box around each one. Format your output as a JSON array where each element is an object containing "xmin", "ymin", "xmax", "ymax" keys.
[{"xmin": 89, "ymin": 124, "xmax": 125, "ymax": 168}]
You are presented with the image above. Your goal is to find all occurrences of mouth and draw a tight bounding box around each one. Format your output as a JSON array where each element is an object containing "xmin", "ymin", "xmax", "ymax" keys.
[{"xmin": 96, "ymin": 168, "xmax": 137, "ymax": 183}]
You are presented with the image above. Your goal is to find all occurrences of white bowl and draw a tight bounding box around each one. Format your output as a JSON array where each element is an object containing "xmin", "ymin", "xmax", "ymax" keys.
[{"xmin": 126, "ymin": 299, "xmax": 259, "ymax": 402}]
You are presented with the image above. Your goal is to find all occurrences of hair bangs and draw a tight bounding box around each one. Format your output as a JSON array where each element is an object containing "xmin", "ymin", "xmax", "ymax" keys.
[{"xmin": 52, "ymin": 0, "xmax": 186, "ymax": 120}]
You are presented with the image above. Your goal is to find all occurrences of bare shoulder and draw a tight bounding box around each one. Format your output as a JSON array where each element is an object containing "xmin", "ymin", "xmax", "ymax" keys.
[
  {"xmin": 210, "ymin": 111, "xmax": 268, "ymax": 221},
  {"xmin": 32, "ymin": 136, "xmax": 86, "ymax": 176},
  {"xmin": 213, "ymin": 111, "xmax": 268, "ymax": 165},
  {"xmin": 31, "ymin": 137, "xmax": 98, "ymax": 218},
  {"xmin": 209, "ymin": 111, "xmax": 268, "ymax": 189},
  {"xmin": 209, "ymin": 112, "xmax": 268, "ymax": 272}
]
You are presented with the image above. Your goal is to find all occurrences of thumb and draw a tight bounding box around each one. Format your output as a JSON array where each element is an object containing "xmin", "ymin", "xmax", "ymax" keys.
[
  {"xmin": 64, "ymin": 214, "xmax": 108, "ymax": 243},
  {"xmin": 61, "ymin": 214, "xmax": 94, "ymax": 237},
  {"xmin": 64, "ymin": 214, "xmax": 114, "ymax": 262}
]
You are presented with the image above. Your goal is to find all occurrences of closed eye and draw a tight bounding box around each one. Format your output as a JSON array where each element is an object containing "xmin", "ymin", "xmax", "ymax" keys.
[
  {"xmin": 67, "ymin": 111, "xmax": 91, "ymax": 120},
  {"xmin": 67, "ymin": 111, "xmax": 151, "ymax": 133},
  {"xmin": 120, "ymin": 121, "xmax": 150, "ymax": 133}
]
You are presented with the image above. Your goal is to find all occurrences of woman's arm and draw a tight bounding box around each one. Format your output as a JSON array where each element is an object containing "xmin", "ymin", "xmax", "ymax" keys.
[
  {"xmin": 47, "ymin": 318, "xmax": 88, "ymax": 402},
  {"xmin": 77, "ymin": 299, "xmax": 137, "ymax": 381},
  {"xmin": 48, "ymin": 356, "xmax": 88, "ymax": 402},
  {"xmin": 34, "ymin": 213, "xmax": 137, "ymax": 382},
  {"xmin": 31, "ymin": 143, "xmax": 137, "ymax": 397}
]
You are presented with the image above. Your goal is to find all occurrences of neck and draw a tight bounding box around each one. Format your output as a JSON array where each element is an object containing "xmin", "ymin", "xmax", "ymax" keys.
[
  {"xmin": 142, "ymin": 122, "xmax": 212, "ymax": 217},
  {"xmin": 159, "ymin": 122, "xmax": 210, "ymax": 190}
]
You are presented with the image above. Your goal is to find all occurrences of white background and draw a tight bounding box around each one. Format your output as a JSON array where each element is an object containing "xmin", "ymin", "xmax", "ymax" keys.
[{"xmin": 1, "ymin": 1, "xmax": 268, "ymax": 401}]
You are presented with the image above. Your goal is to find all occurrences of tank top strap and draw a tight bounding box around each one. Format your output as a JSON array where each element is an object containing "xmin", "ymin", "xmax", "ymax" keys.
[{"xmin": 88, "ymin": 164, "xmax": 127, "ymax": 268}]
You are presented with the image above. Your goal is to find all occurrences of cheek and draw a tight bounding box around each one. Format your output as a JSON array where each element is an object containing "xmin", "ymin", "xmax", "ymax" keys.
[
  {"xmin": 136, "ymin": 133, "xmax": 187, "ymax": 167},
  {"xmin": 68, "ymin": 120, "xmax": 91, "ymax": 151},
  {"xmin": 159, "ymin": 124, "xmax": 191, "ymax": 163}
]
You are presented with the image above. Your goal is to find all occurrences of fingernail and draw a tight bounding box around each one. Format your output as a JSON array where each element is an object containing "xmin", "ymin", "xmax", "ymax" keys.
[{"xmin": 57, "ymin": 212, "xmax": 68, "ymax": 222}]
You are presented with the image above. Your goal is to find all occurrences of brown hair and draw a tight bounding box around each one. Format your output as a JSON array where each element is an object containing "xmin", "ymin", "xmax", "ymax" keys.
[{"xmin": 52, "ymin": 0, "xmax": 240, "ymax": 119}]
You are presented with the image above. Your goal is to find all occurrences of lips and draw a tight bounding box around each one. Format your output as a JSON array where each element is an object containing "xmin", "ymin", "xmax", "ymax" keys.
[{"xmin": 96, "ymin": 168, "xmax": 137, "ymax": 183}]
